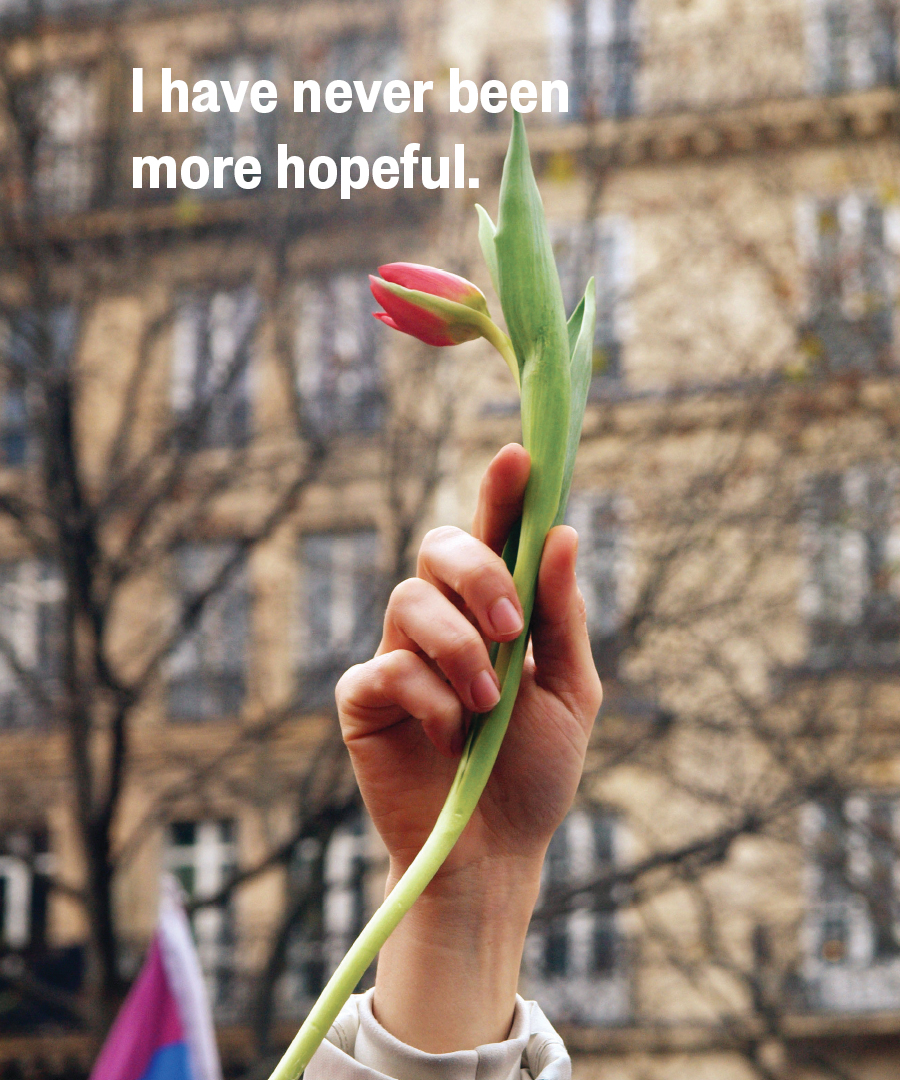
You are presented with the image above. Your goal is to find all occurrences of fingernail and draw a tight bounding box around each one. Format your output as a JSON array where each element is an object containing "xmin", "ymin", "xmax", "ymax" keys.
[
  {"xmin": 488, "ymin": 597, "xmax": 523, "ymax": 638},
  {"xmin": 470, "ymin": 669, "xmax": 501, "ymax": 712}
]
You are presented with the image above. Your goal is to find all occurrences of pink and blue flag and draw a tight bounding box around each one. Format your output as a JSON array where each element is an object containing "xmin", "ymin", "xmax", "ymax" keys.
[{"xmin": 90, "ymin": 877, "xmax": 222, "ymax": 1080}]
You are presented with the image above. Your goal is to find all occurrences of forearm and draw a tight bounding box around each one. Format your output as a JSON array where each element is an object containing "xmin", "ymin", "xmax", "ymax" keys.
[{"xmin": 373, "ymin": 856, "xmax": 544, "ymax": 1053}]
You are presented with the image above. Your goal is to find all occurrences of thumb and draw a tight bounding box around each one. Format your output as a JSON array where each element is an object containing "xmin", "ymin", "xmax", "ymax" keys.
[{"xmin": 529, "ymin": 526, "xmax": 603, "ymax": 735}]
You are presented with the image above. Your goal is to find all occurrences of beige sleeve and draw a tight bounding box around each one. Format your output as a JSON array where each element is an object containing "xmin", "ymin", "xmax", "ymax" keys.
[{"xmin": 305, "ymin": 989, "xmax": 570, "ymax": 1080}]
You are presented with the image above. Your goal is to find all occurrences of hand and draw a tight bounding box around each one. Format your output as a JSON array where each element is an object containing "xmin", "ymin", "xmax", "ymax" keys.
[{"xmin": 335, "ymin": 443, "xmax": 602, "ymax": 1052}]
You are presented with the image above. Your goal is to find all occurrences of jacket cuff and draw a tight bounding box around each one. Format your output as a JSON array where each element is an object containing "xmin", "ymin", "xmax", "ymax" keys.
[{"xmin": 304, "ymin": 989, "xmax": 570, "ymax": 1080}]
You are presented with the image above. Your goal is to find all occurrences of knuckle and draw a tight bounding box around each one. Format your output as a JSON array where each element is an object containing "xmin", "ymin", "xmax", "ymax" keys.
[
  {"xmin": 440, "ymin": 626, "xmax": 484, "ymax": 670},
  {"xmin": 335, "ymin": 662, "xmax": 363, "ymax": 704},
  {"xmin": 388, "ymin": 576, "xmax": 426, "ymax": 612},
  {"xmin": 429, "ymin": 689, "xmax": 463, "ymax": 730},
  {"xmin": 462, "ymin": 555, "xmax": 506, "ymax": 598},
  {"xmin": 369, "ymin": 650, "xmax": 410, "ymax": 698},
  {"xmin": 419, "ymin": 525, "xmax": 463, "ymax": 560}
]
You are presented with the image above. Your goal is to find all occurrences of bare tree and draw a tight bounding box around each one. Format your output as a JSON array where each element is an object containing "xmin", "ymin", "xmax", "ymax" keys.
[{"xmin": 0, "ymin": 0, "xmax": 457, "ymax": 1045}]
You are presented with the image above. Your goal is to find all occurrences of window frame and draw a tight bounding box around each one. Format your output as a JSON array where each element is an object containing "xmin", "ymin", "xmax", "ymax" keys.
[
  {"xmin": 796, "ymin": 191, "xmax": 898, "ymax": 375},
  {"xmin": 806, "ymin": 0, "xmax": 898, "ymax": 96},
  {"xmin": 548, "ymin": 0, "xmax": 639, "ymax": 122},
  {"xmin": 165, "ymin": 818, "xmax": 238, "ymax": 1011},
  {"xmin": 802, "ymin": 793, "xmax": 900, "ymax": 1012},
  {"xmin": 170, "ymin": 285, "xmax": 258, "ymax": 451},
  {"xmin": 167, "ymin": 542, "xmax": 249, "ymax": 723},
  {"xmin": 281, "ymin": 809, "xmax": 371, "ymax": 1012},
  {"xmin": 296, "ymin": 529, "xmax": 382, "ymax": 710},
  {"xmin": 799, "ymin": 464, "xmax": 900, "ymax": 670},
  {"xmin": 0, "ymin": 559, "xmax": 64, "ymax": 730},
  {"xmin": 293, "ymin": 273, "xmax": 385, "ymax": 437},
  {"xmin": 524, "ymin": 806, "xmax": 630, "ymax": 1024}
]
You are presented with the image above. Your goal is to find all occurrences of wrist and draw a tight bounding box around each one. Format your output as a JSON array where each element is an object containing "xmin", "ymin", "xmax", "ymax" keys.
[{"xmin": 374, "ymin": 856, "xmax": 544, "ymax": 1053}]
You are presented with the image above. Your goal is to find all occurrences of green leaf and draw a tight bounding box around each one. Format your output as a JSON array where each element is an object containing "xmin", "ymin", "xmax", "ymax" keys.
[
  {"xmin": 553, "ymin": 278, "xmax": 596, "ymax": 528},
  {"xmin": 566, "ymin": 290, "xmax": 585, "ymax": 357},
  {"xmin": 493, "ymin": 113, "xmax": 568, "ymax": 375},
  {"xmin": 491, "ymin": 112, "xmax": 572, "ymax": 660},
  {"xmin": 475, "ymin": 204, "xmax": 502, "ymax": 304}
]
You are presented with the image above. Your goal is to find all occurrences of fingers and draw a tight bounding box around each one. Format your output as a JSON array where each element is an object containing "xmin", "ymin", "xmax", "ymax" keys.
[
  {"xmin": 471, "ymin": 443, "xmax": 530, "ymax": 552},
  {"xmin": 416, "ymin": 527, "xmax": 524, "ymax": 641},
  {"xmin": 530, "ymin": 525, "xmax": 603, "ymax": 735},
  {"xmin": 380, "ymin": 577, "xmax": 502, "ymax": 714},
  {"xmin": 336, "ymin": 651, "xmax": 466, "ymax": 757},
  {"xmin": 343, "ymin": 483, "xmax": 532, "ymax": 761}
]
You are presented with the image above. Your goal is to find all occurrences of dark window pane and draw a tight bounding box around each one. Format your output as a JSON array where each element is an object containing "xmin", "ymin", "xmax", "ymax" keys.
[
  {"xmin": 298, "ymin": 531, "xmax": 381, "ymax": 709},
  {"xmin": 295, "ymin": 275, "xmax": 384, "ymax": 435},
  {"xmin": 168, "ymin": 544, "xmax": 247, "ymax": 722},
  {"xmin": 801, "ymin": 197, "xmax": 893, "ymax": 375},
  {"xmin": 170, "ymin": 821, "xmax": 196, "ymax": 847},
  {"xmin": 802, "ymin": 466, "xmax": 900, "ymax": 668},
  {"xmin": 172, "ymin": 289, "xmax": 257, "ymax": 450}
]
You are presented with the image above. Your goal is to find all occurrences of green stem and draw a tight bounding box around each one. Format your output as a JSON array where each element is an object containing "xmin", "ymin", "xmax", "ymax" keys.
[
  {"xmin": 266, "ymin": 315, "xmax": 559, "ymax": 1080},
  {"xmin": 475, "ymin": 317, "xmax": 520, "ymax": 389},
  {"xmin": 266, "ymin": 632, "xmax": 531, "ymax": 1080}
]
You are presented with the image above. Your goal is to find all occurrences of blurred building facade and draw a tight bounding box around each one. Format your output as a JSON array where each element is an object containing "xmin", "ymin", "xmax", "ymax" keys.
[{"xmin": 1, "ymin": 1, "xmax": 900, "ymax": 1079}]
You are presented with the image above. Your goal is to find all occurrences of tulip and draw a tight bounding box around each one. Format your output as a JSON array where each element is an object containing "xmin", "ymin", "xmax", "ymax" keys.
[
  {"xmin": 269, "ymin": 113, "xmax": 596, "ymax": 1080},
  {"xmin": 370, "ymin": 264, "xmax": 485, "ymax": 345},
  {"xmin": 370, "ymin": 263, "xmax": 521, "ymax": 385}
]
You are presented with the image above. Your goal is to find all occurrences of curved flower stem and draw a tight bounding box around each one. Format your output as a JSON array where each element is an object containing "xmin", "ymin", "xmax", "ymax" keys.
[
  {"xmin": 266, "ymin": 320, "xmax": 553, "ymax": 1080},
  {"xmin": 474, "ymin": 317, "xmax": 520, "ymax": 389},
  {"xmin": 267, "ymin": 629, "xmax": 531, "ymax": 1080},
  {"xmin": 267, "ymin": 112, "xmax": 583, "ymax": 1080}
]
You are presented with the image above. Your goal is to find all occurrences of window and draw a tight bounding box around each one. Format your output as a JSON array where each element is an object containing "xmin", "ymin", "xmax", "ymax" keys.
[
  {"xmin": 318, "ymin": 37, "xmax": 403, "ymax": 159},
  {"xmin": 524, "ymin": 808, "xmax": 628, "ymax": 1024},
  {"xmin": 0, "ymin": 831, "xmax": 50, "ymax": 953},
  {"xmin": 0, "ymin": 307, "xmax": 77, "ymax": 468},
  {"xmin": 0, "ymin": 561, "xmax": 63, "ymax": 730},
  {"xmin": 282, "ymin": 811, "xmax": 370, "ymax": 1008},
  {"xmin": 168, "ymin": 544, "xmax": 248, "ymax": 722},
  {"xmin": 800, "ymin": 466, "xmax": 900, "ymax": 669},
  {"xmin": 294, "ymin": 275, "xmax": 384, "ymax": 435},
  {"xmin": 0, "ymin": 0, "xmax": 26, "ymax": 25},
  {"xmin": 0, "ymin": 379, "xmax": 29, "ymax": 468},
  {"xmin": 165, "ymin": 820, "xmax": 236, "ymax": 1010},
  {"xmin": 552, "ymin": 219, "xmax": 629, "ymax": 384},
  {"xmin": 807, "ymin": 0, "xmax": 897, "ymax": 94},
  {"xmin": 548, "ymin": 0, "xmax": 638, "ymax": 120},
  {"xmin": 567, "ymin": 491, "xmax": 627, "ymax": 676},
  {"xmin": 802, "ymin": 795, "xmax": 900, "ymax": 1012},
  {"xmin": 200, "ymin": 55, "xmax": 276, "ymax": 192},
  {"xmin": 31, "ymin": 70, "xmax": 98, "ymax": 215},
  {"xmin": 171, "ymin": 287, "xmax": 258, "ymax": 449},
  {"xmin": 297, "ymin": 531, "xmax": 381, "ymax": 710},
  {"xmin": 798, "ymin": 193, "xmax": 896, "ymax": 373}
]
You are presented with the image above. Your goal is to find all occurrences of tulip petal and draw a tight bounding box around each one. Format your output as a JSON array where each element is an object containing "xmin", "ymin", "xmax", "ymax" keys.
[
  {"xmin": 370, "ymin": 276, "xmax": 483, "ymax": 347},
  {"xmin": 378, "ymin": 263, "xmax": 489, "ymax": 315}
]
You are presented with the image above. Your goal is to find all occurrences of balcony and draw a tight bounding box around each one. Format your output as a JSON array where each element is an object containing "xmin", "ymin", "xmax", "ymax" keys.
[
  {"xmin": 468, "ymin": 9, "xmax": 898, "ymax": 168},
  {"xmin": 0, "ymin": 111, "xmax": 427, "ymax": 242}
]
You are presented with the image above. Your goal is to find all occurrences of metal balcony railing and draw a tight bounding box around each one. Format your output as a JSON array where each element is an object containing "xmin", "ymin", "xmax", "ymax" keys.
[
  {"xmin": 476, "ymin": 8, "xmax": 897, "ymax": 130},
  {"xmin": 0, "ymin": 107, "xmax": 413, "ymax": 220},
  {"xmin": 1, "ymin": 10, "xmax": 898, "ymax": 223}
]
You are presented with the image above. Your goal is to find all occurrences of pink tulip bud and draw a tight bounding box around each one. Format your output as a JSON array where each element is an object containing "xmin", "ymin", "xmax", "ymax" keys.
[{"xmin": 370, "ymin": 263, "xmax": 489, "ymax": 347}]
